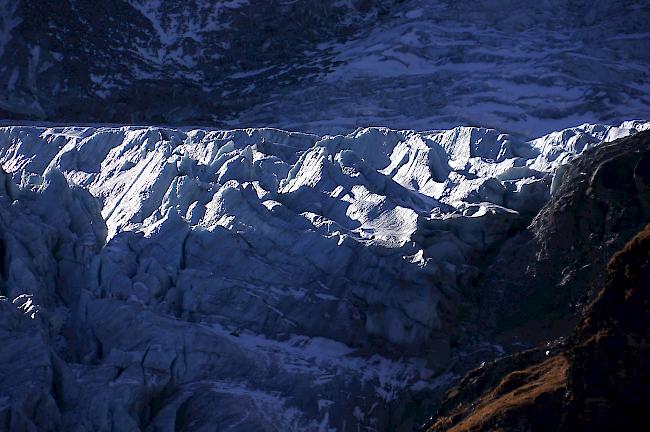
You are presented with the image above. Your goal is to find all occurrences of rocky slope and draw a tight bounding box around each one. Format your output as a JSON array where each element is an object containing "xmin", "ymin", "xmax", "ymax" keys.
[
  {"xmin": 1, "ymin": 0, "xmax": 402, "ymax": 125},
  {"xmin": 2, "ymin": 0, "xmax": 650, "ymax": 135},
  {"xmin": 0, "ymin": 121, "xmax": 646, "ymax": 431},
  {"xmin": 424, "ymin": 222, "xmax": 650, "ymax": 432},
  {"xmin": 474, "ymin": 127, "xmax": 650, "ymax": 350}
]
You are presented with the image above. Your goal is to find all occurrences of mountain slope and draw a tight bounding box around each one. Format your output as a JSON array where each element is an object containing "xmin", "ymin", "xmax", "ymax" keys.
[
  {"xmin": 2, "ymin": 0, "xmax": 650, "ymax": 135},
  {"xmin": 474, "ymin": 127, "xmax": 650, "ymax": 350},
  {"xmin": 424, "ymin": 222, "xmax": 650, "ymax": 432}
]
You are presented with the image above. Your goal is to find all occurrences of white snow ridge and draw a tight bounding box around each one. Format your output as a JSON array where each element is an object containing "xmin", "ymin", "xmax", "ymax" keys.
[{"xmin": 0, "ymin": 120, "xmax": 648, "ymax": 430}]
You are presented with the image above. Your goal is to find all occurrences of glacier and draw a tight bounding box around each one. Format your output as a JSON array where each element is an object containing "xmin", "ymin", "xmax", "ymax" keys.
[{"xmin": 0, "ymin": 120, "xmax": 648, "ymax": 430}]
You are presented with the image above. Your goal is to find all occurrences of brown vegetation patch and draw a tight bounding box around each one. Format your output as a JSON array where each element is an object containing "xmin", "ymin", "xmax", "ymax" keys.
[{"xmin": 429, "ymin": 355, "xmax": 567, "ymax": 432}]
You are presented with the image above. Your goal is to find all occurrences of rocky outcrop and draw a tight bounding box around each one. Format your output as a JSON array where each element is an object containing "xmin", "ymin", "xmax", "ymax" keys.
[
  {"xmin": 423, "ymin": 223, "xmax": 650, "ymax": 432},
  {"xmin": 475, "ymin": 129, "xmax": 650, "ymax": 350}
]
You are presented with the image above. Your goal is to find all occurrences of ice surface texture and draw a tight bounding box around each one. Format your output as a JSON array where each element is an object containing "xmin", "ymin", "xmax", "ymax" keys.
[{"xmin": 0, "ymin": 120, "xmax": 647, "ymax": 430}]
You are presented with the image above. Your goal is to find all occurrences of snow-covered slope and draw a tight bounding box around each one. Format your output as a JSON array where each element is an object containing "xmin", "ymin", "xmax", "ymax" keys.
[
  {"xmin": 0, "ymin": 120, "xmax": 647, "ymax": 430},
  {"xmin": 2, "ymin": 0, "xmax": 649, "ymax": 135},
  {"xmin": 239, "ymin": 1, "xmax": 650, "ymax": 136}
]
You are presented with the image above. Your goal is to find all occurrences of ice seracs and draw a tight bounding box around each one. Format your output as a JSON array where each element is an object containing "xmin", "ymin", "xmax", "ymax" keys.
[{"xmin": 0, "ymin": 120, "xmax": 647, "ymax": 430}]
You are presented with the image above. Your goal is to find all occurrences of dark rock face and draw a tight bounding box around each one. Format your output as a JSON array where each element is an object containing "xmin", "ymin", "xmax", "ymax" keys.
[
  {"xmin": 564, "ymin": 224, "xmax": 650, "ymax": 431},
  {"xmin": 1, "ymin": 0, "xmax": 399, "ymax": 124},
  {"xmin": 476, "ymin": 131, "xmax": 650, "ymax": 349},
  {"xmin": 423, "ymin": 224, "xmax": 650, "ymax": 431}
]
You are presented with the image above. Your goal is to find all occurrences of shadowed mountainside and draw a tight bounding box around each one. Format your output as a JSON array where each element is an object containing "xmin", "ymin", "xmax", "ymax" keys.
[
  {"xmin": 471, "ymin": 129, "xmax": 650, "ymax": 351},
  {"xmin": 2, "ymin": 0, "xmax": 649, "ymax": 135},
  {"xmin": 424, "ymin": 225, "xmax": 650, "ymax": 431}
]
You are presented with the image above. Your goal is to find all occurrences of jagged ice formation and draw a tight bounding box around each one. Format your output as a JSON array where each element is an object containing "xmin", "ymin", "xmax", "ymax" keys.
[{"xmin": 0, "ymin": 120, "xmax": 648, "ymax": 430}]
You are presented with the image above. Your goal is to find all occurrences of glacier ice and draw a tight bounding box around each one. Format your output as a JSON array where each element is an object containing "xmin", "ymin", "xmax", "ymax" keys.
[{"xmin": 0, "ymin": 120, "xmax": 648, "ymax": 430}]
